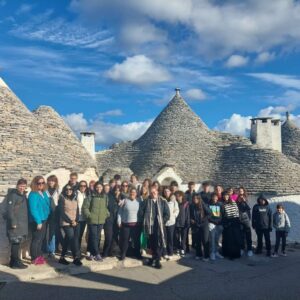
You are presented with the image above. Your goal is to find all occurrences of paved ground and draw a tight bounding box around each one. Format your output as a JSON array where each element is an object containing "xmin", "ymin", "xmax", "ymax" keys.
[{"xmin": 1, "ymin": 247, "xmax": 300, "ymax": 300}]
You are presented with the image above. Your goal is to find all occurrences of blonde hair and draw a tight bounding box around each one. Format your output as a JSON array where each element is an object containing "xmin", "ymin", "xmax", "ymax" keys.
[{"xmin": 30, "ymin": 176, "xmax": 47, "ymax": 192}]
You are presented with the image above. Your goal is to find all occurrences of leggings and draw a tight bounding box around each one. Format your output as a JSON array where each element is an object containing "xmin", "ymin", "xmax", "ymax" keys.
[{"xmin": 30, "ymin": 221, "xmax": 47, "ymax": 260}]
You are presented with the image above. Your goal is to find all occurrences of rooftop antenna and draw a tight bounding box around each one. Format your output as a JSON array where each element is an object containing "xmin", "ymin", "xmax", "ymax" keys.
[{"xmin": 175, "ymin": 88, "xmax": 181, "ymax": 97}]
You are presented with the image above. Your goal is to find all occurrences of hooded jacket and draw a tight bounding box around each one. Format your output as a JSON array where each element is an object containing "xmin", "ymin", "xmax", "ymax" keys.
[
  {"xmin": 273, "ymin": 211, "xmax": 291, "ymax": 232},
  {"xmin": 165, "ymin": 197, "xmax": 179, "ymax": 227},
  {"xmin": 252, "ymin": 196, "xmax": 272, "ymax": 230},
  {"xmin": 5, "ymin": 188, "xmax": 28, "ymax": 243}
]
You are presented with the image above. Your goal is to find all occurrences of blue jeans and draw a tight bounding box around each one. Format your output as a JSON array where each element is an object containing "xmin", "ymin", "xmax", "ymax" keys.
[
  {"xmin": 88, "ymin": 224, "xmax": 103, "ymax": 256},
  {"xmin": 208, "ymin": 223, "xmax": 223, "ymax": 254}
]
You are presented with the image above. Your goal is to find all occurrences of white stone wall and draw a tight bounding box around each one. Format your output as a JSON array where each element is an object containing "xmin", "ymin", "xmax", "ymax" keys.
[
  {"xmin": 251, "ymin": 120, "xmax": 273, "ymax": 150},
  {"xmin": 271, "ymin": 122, "xmax": 282, "ymax": 152},
  {"xmin": 0, "ymin": 167, "xmax": 98, "ymax": 265},
  {"xmin": 81, "ymin": 133, "xmax": 95, "ymax": 159}
]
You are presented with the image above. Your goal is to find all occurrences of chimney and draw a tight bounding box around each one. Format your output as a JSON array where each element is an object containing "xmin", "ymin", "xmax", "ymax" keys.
[
  {"xmin": 80, "ymin": 132, "xmax": 95, "ymax": 159},
  {"xmin": 286, "ymin": 111, "xmax": 290, "ymax": 121},
  {"xmin": 175, "ymin": 88, "xmax": 181, "ymax": 97}
]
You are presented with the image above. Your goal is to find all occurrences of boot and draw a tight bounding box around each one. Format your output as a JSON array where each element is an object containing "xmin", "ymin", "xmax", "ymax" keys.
[
  {"xmin": 154, "ymin": 259, "xmax": 162, "ymax": 269},
  {"xmin": 10, "ymin": 260, "xmax": 28, "ymax": 269}
]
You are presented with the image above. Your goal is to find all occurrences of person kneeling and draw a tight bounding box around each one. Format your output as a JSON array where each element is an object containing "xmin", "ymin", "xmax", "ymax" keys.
[{"xmin": 58, "ymin": 185, "xmax": 82, "ymax": 266}]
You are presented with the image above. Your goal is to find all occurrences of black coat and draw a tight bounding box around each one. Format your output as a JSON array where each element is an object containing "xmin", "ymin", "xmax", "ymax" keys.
[
  {"xmin": 190, "ymin": 203, "xmax": 211, "ymax": 230},
  {"xmin": 5, "ymin": 189, "xmax": 28, "ymax": 243},
  {"xmin": 237, "ymin": 200, "xmax": 251, "ymax": 228},
  {"xmin": 175, "ymin": 202, "xmax": 190, "ymax": 228}
]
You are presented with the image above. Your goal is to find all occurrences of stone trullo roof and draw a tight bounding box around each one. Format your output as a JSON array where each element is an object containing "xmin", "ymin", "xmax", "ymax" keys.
[
  {"xmin": 0, "ymin": 79, "xmax": 96, "ymax": 195},
  {"xmin": 282, "ymin": 117, "xmax": 300, "ymax": 164},
  {"xmin": 96, "ymin": 90, "xmax": 300, "ymax": 195}
]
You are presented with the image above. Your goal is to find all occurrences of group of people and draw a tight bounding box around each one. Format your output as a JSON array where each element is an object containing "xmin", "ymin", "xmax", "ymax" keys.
[{"xmin": 4, "ymin": 173, "xmax": 291, "ymax": 270}]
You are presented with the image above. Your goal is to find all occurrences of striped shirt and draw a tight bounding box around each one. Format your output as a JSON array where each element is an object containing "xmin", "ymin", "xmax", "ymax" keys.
[{"xmin": 223, "ymin": 202, "xmax": 239, "ymax": 219}]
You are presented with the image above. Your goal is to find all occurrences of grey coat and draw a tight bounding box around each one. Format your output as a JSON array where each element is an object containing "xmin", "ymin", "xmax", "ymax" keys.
[{"xmin": 5, "ymin": 189, "xmax": 28, "ymax": 243}]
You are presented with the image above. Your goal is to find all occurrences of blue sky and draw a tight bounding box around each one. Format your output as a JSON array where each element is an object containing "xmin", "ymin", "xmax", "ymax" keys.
[{"xmin": 1, "ymin": 0, "xmax": 300, "ymax": 149}]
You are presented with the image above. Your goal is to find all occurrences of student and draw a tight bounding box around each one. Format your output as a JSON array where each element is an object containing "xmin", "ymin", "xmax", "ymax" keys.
[
  {"xmin": 114, "ymin": 174, "xmax": 122, "ymax": 186},
  {"xmin": 28, "ymin": 176, "xmax": 50, "ymax": 265},
  {"xmin": 272, "ymin": 204, "xmax": 291, "ymax": 257},
  {"xmin": 83, "ymin": 182, "xmax": 109, "ymax": 261},
  {"xmin": 139, "ymin": 187, "xmax": 170, "ymax": 269},
  {"xmin": 139, "ymin": 185, "xmax": 149, "ymax": 202},
  {"xmin": 58, "ymin": 185, "xmax": 82, "ymax": 266},
  {"xmin": 103, "ymin": 185, "xmax": 122, "ymax": 258},
  {"xmin": 142, "ymin": 178, "xmax": 152, "ymax": 191},
  {"xmin": 44, "ymin": 175, "xmax": 60, "ymax": 259},
  {"xmin": 129, "ymin": 174, "xmax": 141, "ymax": 194},
  {"xmin": 185, "ymin": 181, "xmax": 197, "ymax": 204},
  {"xmin": 152, "ymin": 181, "xmax": 162, "ymax": 195},
  {"xmin": 252, "ymin": 194, "xmax": 272, "ymax": 257},
  {"xmin": 174, "ymin": 191, "xmax": 190, "ymax": 257},
  {"xmin": 76, "ymin": 180, "xmax": 89, "ymax": 250},
  {"xmin": 103, "ymin": 184, "xmax": 110, "ymax": 195},
  {"xmin": 121, "ymin": 181, "xmax": 130, "ymax": 199},
  {"xmin": 200, "ymin": 182, "xmax": 211, "ymax": 205},
  {"xmin": 163, "ymin": 187, "xmax": 179, "ymax": 259},
  {"xmin": 228, "ymin": 187, "xmax": 238, "ymax": 202},
  {"xmin": 108, "ymin": 179, "xmax": 116, "ymax": 192},
  {"xmin": 5, "ymin": 179, "xmax": 29, "ymax": 269},
  {"xmin": 208, "ymin": 193, "xmax": 223, "ymax": 260},
  {"xmin": 237, "ymin": 187, "xmax": 253, "ymax": 257},
  {"xmin": 214, "ymin": 185, "xmax": 224, "ymax": 202},
  {"xmin": 170, "ymin": 181, "xmax": 179, "ymax": 195},
  {"xmin": 63, "ymin": 172, "xmax": 79, "ymax": 193},
  {"xmin": 118, "ymin": 188, "xmax": 141, "ymax": 260},
  {"xmin": 89, "ymin": 180, "xmax": 96, "ymax": 193},
  {"xmin": 190, "ymin": 194, "xmax": 211, "ymax": 261},
  {"xmin": 222, "ymin": 192, "xmax": 242, "ymax": 259}
]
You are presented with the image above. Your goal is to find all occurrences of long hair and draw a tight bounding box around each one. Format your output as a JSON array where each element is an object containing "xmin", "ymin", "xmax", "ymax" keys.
[
  {"xmin": 47, "ymin": 175, "xmax": 59, "ymax": 189},
  {"xmin": 175, "ymin": 191, "xmax": 186, "ymax": 203},
  {"xmin": 30, "ymin": 176, "xmax": 47, "ymax": 192},
  {"xmin": 238, "ymin": 186, "xmax": 248, "ymax": 198},
  {"xmin": 193, "ymin": 195, "xmax": 205, "ymax": 219}
]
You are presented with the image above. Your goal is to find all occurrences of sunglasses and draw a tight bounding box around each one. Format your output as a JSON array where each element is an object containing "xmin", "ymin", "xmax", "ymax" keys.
[{"xmin": 37, "ymin": 182, "xmax": 45, "ymax": 185}]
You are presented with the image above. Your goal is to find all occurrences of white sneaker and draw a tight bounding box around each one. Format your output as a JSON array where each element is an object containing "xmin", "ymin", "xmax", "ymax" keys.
[
  {"xmin": 281, "ymin": 252, "xmax": 287, "ymax": 257},
  {"xmin": 202, "ymin": 258, "xmax": 209, "ymax": 262},
  {"xmin": 216, "ymin": 252, "xmax": 224, "ymax": 259},
  {"xmin": 247, "ymin": 250, "xmax": 253, "ymax": 257},
  {"xmin": 210, "ymin": 253, "xmax": 216, "ymax": 260},
  {"xmin": 272, "ymin": 253, "xmax": 279, "ymax": 258},
  {"xmin": 180, "ymin": 250, "xmax": 185, "ymax": 257},
  {"xmin": 240, "ymin": 250, "xmax": 245, "ymax": 256},
  {"xmin": 164, "ymin": 255, "xmax": 170, "ymax": 261}
]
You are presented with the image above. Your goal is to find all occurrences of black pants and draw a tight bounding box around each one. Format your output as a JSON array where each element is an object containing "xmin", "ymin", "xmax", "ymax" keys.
[
  {"xmin": 195, "ymin": 226, "xmax": 209, "ymax": 258},
  {"xmin": 241, "ymin": 225, "xmax": 252, "ymax": 251},
  {"xmin": 78, "ymin": 221, "xmax": 86, "ymax": 249},
  {"xmin": 149, "ymin": 221, "xmax": 164, "ymax": 260},
  {"xmin": 30, "ymin": 221, "xmax": 47, "ymax": 260},
  {"xmin": 103, "ymin": 220, "xmax": 119, "ymax": 257},
  {"xmin": 88, "ymin": 224, "xmax": 103, "ymax": 256},
  {"xmin": 11, "ymin": 243, "xmax": 20, "ymax": 263},
  {"xmin": 62, "ymin": 225, "xmax": 80, "ymax": 259},
  {"xmin": 256, "ymin": 229, "xmax": 271, "ymax": 253},
  {"xmin": 166, "ymin": 225, "xmax": 175, "ymax": 256},
  {"xmin": 120, "ymin": 224, "xmax": 141, "ymax": 259},
  {"xmin": 274, "ymin": 231, "xmax": 287, "ymax": 253},
  {"xmin": 175, "ymin": 227, "xmax": 188, "ymax": 252}
]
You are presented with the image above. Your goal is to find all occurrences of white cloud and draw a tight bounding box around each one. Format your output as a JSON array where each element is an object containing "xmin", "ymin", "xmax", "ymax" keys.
[
  {"xmin": 63, "ymin": 112, "xmax": 153, "ymax": 147},
  {"xmin": 248, "ymin": 73, "xmax": 300, "ymax": 90},
  {"xmin": 16, "ymin": 4, "xmax": 33, "ymax": 15},
  {"xmin": 225, "ymin": 55, "xmax": 249, "ymax": 68},
  {"xmin": 11, "ymin": 13, "xmax": 113, "ymax": 49},
  {"xmin": 185, "ymin": 88, "xmax": 206, "ymax": 101},
  {"xmin": 70, "ymin": 0, "xmax": 300, "ymax": 58},
  {"xmin": 255, "ymin": 52, "xmax": 276, "ymax": 64},
  {"xmin": 106, "ymin": 55, "xmax": 171, "ymax": 85},
  {"xmin": 97, "ymin": 109, "xmax": 123, "ymax": 117},
  {"xmin": 214, "ymin": 113, "xmax": 252, "ymax": 137}
]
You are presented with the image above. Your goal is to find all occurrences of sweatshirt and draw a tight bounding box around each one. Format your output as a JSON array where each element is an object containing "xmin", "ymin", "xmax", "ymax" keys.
[
  {"xmin": 28, "ymin": 191, "xmax": 50, "ymax": 225},
  {"xmin": 165, "ymin": 198, "xmax": 179, "ymax": 226},
  {"xmin": 273, "ymin": 211, "xmax": 291, "ymax": 232},
  {"xmin": 208, "ymin": 201, "xmax": 223, "ymax": 225},
  {"xmin": 252, "ymin": 198, "xmax": 272, "ymax": 230},
  {"xmin": 117, "ymin": 198, "xmax": 140, "ymax": 226}
]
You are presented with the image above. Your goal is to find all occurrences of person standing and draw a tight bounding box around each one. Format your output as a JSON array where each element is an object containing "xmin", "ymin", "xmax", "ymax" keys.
[
  {"xmin": 163, "ymin": 187, "xmax": 179, "ymax": 259},
  {"xmin": 252, "ymin": 194, "xmax": 273, "ymax": 257},
  {"xmin": 83, "ymin": 182, "xmax": 110, "ymax": 261},
  {"xmin": 28, "ymin": 176, "xmax": 50, "ymax": 265},
  {"xmin": 63, "ymin": 172, "xmax": 79, "ymax": 193},
  {"xmin": 5, "ymin": 179, "xmax": 29, "ymax": 269},
  {"xmin": 58, "ymin": 185, "xmax": 82, "ymax": 266},
  {"xmin": 118, "ymin": 188, "xmax": 142, "ymax": 260},
  {"xmin": 139, "ymin": 187, "xmax": 170, "ymax": 269},
  {"xmin": 200, "ymin": 182, "xmax": 211, "ymax": 205},
  {"xmin": 272, "ymin": 204, "xmax": 291, "ymax": 257},
  {"xmin": 190, "ymin": 195, "xmax": 211, "ymax": 261},
  {"xmin": 44, "ymin": 175, "xmax": 60, "ymax": 258},
  {"xmin": 237, "ymin": 187, "xmax": 253, "ymax": 257}
]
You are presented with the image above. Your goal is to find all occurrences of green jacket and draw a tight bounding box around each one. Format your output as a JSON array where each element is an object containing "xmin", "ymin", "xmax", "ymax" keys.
[{"xmin": 82, "ymin": 192, "xmax": 110, "ymax": 224}]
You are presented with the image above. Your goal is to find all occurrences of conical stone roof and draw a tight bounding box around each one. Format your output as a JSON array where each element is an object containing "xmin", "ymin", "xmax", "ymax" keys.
[
  {"xmin": 282, "ymin": 118, "xmax": 300, "ymax": 164},
  {"xmin": 0, "ymin": 80, "xmax": 96, "ymax": 195}
]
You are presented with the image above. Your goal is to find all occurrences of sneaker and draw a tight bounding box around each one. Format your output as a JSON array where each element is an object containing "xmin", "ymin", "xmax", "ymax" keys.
[
  {"xmin": 202, "ymin": 258, "xmax": 209, "ymax": 262},
  {"xmin": 216, "ymin": 253, "xmax": 224, "ymax": 259},
  {"xmin": 271, "ymin": 253, "xmax": 279, "ymax": 258},
  {"xmin": 86, "ymin": 255, "xmax": 94, "ymax": 261},
  {"xmin": 59, "ymin": 257, "xmax": 70, "ymax": 265},
  {"xmin": 10, "ymin": 260, "xmax": 28, "ymax": 269},
  {"xmin": 94, "ymin": 254, "xmax": 103, "ymax": 262},
  {"xmin": 247, "ymin": 250, "xmax": 253, "ymax": 257},
  {"xmin": 281, "ymin": 252, "xmax": 287, "ymax": 257},
  {"xmin": 210, "ymin": 253, "xmax": 216, "ymax": 261},
  {"xmin": 164, "ymin": 255, "xmax": 170, "ymax": 261},
  {"xmin": 176, "ymin": 250, "xmax": 180, "ymax": 256},
  {"xmin": 240, "ymin": 250, "xmax": 245, "ymax": 256},
  {"xmin": 180, "ymin": 250, "xmax": 185, "ymax": 257},
  {"xmin": 195, "ymin": 256, "xmax": 201, "ymax": 260},
  {"xmin": 154, "ymin": 259, "xmax": 162, "ymax": 269},
  {"xmin": 73, "ymin": 258, "xmax": 83, "ymax": 266}
]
